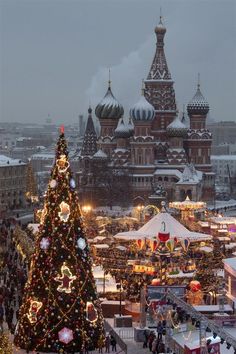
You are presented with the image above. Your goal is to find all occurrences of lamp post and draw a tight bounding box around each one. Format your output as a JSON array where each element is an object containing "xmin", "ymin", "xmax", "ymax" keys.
[
  {"xmin": 117, "ymin": 282, "xmax": 123, "ymax": 316},
  {"xmin": 137, "ymin": 205, "xmax": 144, "ymax": 222},
  {"xmin": 82, "ymin": 204, "xmax": 92, "ymax": 214}
]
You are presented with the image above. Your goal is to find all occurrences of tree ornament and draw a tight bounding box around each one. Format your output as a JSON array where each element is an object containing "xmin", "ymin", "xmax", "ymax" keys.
[
  {"xmin": 49, "ymin": 179, "xmax": 57, "ymax": 188},
  {"xmin": 39, "ymin": 207, "xmax": 47, "ymax": 224},
  {"xmin": 27, "ymin": 299, "xmax": 43, "ymax": 324},
  {"xmin": 77, "ymin": 237, "xmax": 86, "ymax": 250},
  {"xmin": 58, "ymin": 327, "xmax": 73, "ymax": 344},
  {"xmin": 70, "ymin": 178, "xmax": 76, "ymax": 188},
  {"xmin": 58, "ymin": 201, "xmax": 70, "ymax": 222},
  {"xmin": 86, "ymin": 302, "xmax": 98, "ymax": 322},
  {"xmin": 55, "ymin": 263, "xmax": 76, "ymax": 293},
  {"xmin": 40, "ymin": 237, "xmax": 50, "ymax": 250},
  {"xmin": 56, "ymin": 154, "xmax": 70, "ymax": 173}
]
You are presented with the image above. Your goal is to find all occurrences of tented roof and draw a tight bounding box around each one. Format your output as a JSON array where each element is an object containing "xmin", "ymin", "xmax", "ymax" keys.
[{"xmin": 114, "ymin": 211, "xmax": 212, "ymax": 242}]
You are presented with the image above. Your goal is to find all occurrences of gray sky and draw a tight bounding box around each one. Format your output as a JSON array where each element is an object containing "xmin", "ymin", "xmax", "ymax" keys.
[{"xmin": 0, "ymin": 0, "xmax": 236, "ymax": 125}]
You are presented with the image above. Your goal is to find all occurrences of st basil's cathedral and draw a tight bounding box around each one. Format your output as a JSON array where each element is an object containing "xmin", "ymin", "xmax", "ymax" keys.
[{"xmin": 78, "ymin": 16, "xmax": 214, "ymax": 206}]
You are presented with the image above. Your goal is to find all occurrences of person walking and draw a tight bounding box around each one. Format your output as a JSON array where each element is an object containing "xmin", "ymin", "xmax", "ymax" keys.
[
  {"xmin": 110, "ymin": 335, "xmax": 117, "ymax": 352},
  {"xmin": 105, "ymin": 334, "xmax": 111, "ymax": 353}
]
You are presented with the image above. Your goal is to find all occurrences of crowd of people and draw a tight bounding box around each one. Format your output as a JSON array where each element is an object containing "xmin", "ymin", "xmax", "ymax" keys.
[{"xmin": 0, "ymin": 218, "xmax": 28, "ymax": 335}]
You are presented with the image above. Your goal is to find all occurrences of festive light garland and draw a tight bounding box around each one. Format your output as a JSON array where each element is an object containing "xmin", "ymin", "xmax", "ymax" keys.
[{"xmin": 14, "ymin": 130, "xmax": 105, "ymax": 353}]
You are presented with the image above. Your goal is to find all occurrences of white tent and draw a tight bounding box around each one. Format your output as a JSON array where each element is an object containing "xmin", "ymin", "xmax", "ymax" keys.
[{"xmin": 114, "ymin": 211, "xmax": 212, "ymax": 242}]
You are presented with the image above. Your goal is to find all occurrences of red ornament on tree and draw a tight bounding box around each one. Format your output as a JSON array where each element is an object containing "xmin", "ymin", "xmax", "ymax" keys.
[
  {"xmin": 151, "ymin": 278, "xmax": 160, "ymax": 286},
  {"xmin": 190, "ymin": 280, "xmax": 201, "ymax": 292}
]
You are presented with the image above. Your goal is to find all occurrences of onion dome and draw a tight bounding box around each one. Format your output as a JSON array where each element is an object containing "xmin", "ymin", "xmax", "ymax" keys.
[
  {"xmin": 187, "ymin": 82, "xmax": 209, "ymax": 116},
  {"xmin": 93, "ymin": 149, "xmax": 108, "ymax": 160},
  {"xmin": 155, "ymin": 15, "xmax": 166, "ymax": 35},
  {"xmin": 127, "ymin": 116, "xmax": 134, "ymax": 135},
  {"xmin": 95, "ymin": 81, "xmax": 124, "ymax": 120},
  {"xmin": 166, "ymin": 114, "xmax": 187, "ymax": 138},
  {"xmin": 114, "ymin": 118, "xmax": 131, "ymax": 139},
  {"xmin": 130, "ymin": 84, "xmax": 155, "ymax": 121}
]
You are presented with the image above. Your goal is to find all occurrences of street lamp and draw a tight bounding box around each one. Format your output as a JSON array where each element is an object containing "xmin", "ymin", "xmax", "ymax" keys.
[
  {"xmin": 116, "ymin": 282, "xmax": 123, "ymax": 317},
  {"xmin": 137, "ymin": 204, "xmax": 144, "ymax": 222},
  {"xmin": 81, "ymin": 205, "xmax": 92, "ymax": 214}
]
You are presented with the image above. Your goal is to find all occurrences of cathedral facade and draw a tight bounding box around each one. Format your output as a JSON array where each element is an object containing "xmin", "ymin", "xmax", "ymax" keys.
[{"xmin": 78, "ymin": 17, "xmax": 214, "ymax": 206}]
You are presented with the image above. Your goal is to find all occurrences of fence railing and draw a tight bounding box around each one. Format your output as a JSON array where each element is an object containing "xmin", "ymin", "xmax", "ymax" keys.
[
  {"xmin": 118, "ymin": 327, "xmax": 134, "ymax": 340},
  {"xmin": 104, "ymin": 319, "xmax": 127, "ymax": 354}
]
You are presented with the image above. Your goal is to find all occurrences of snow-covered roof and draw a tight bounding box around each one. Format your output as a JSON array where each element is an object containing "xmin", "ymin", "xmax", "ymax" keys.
[
  {"xmin": 211, "ymin": 155, "xmax": 236, "ymax": 161},
  {"xmin": 0, "ymin": 155, "xmax": 26, "ymax": 167},
  {"xmin": 177, "ymin": 163, "xmax": 202, "ymax": 184},
  {"xmin": 31, "ymin": 153, "xmax": 55, "ymax": 160},
  {"xmin": 93, "ymin": 244, "xmax": 109, "ymax": 249},
  {"xmin": 223, "ymin": 257, "xmax": 236, "ymax": 272},
  {"xmin": 114, "ymin": 211, "xmax": 212, "ymax": 242},
  {"xmin": 154, "ymin": 169, "xmax": 182, "ymax": 179},
  {"xmin": 93, "ymin": 149, "xmax": 108, "ymax": 159}
]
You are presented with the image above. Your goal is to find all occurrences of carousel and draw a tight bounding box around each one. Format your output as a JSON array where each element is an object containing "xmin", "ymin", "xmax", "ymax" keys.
[{"xmin": 169, "ymin": 196, "xmax": 206, "ymax": 221}]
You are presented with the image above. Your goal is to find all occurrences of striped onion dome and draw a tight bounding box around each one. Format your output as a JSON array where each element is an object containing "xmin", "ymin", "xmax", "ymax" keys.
[
  {"xmin": 130, "ymin": 92, "xmax": 155, "ymax": 122},
  {"xmin": 127, "ymin": 116, "xmax": 134, "ymax": 135},
  {"xmin": 187, "ymin": 84, "xmax": 209, "ymax": 116},
  {"xmin": 95, "ymin": 82, "xmax": 124, "ymax": 120},
  {"xmin": 166, "ymin": 114, "xmax": 187, "ymax": 138},
  {"xmin": 114, "ymin": 118, "xmax": 131, "ymax": 139}
]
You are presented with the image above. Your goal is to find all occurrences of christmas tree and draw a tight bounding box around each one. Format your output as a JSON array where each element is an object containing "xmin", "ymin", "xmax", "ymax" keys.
[{"xmin": 14, "ymin": 127, "xmax": 104, "ymax": 352}]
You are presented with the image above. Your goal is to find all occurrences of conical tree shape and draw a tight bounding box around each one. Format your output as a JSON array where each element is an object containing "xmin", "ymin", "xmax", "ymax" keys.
[{"xmin": 14, "ymin": 128, "xmax": 104, "ymax": 352}]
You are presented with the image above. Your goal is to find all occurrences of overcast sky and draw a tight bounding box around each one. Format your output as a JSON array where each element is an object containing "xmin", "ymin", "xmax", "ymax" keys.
[{"xmin": 0, "ymin": 0, "xmax": 236, "ymax": 125}]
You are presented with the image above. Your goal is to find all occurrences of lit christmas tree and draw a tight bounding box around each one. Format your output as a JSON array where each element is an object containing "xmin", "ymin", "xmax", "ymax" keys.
[{"xmin": 14, "ymin": 127, "xmax": 104, "ymax": 352}]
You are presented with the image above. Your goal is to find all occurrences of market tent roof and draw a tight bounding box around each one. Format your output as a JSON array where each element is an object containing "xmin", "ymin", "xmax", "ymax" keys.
[
  {"xmin": 93, "ymin": 236, "xmax": 107, "ymax": 242},
  {"xmin": 114, "ymin": 211, "xmax": 212, "ymax": 242},
  {"xmin": 93, "ymin": 244, "xmax": 109, "ymax": 249}
]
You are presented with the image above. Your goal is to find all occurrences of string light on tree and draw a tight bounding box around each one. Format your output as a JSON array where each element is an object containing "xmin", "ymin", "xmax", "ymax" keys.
[
  {"xmin": 27, "ymin": 300, "xmax": 43, "ymax": 324},
  {"xmin": 55, "ymin": 263, "xmax": 76, "ymax": 294},
  {"xmin": 56, "ymin": 154, "xmax": 70, "ymax": 173},
  {"xmin": 58, "ymin": 327, "xmax": 74, "ymax": 344},
  {"xmin": 58, "ymin": 201, "xmax": 70, "ymax": 222},
  {"xmin": 77, "ymin": 237, "xmax": 86, "ymax": 250},
  {"xmin": 40, "ymin": 237, "xmax": 50, "ymax": 250},
  {"xmin": 14, "ymin": 129, "xmax": 104, "ymax": 352}
]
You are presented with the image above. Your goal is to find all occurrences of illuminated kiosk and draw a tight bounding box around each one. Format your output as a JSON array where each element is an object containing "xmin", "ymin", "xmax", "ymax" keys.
[{"xmin": 169, "ymin": 196, "xmax": 206, "ymax": 221}]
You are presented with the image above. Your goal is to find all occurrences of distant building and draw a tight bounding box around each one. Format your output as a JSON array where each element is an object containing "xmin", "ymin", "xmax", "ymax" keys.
[
  {"xmin": 79, "ymin": 15, "xmax": 214, "ymax": 206},
  {"xmin": 211, "ymin": 155, "xmax": 236, "ymax": 184},
  {"xmin": 0, "ymin": 155, "xmax": 27, "ymax": 214},
  {"xmin": 207, "ymin": 121, "xmax": 236, "ymax": 146},
  {"xmin": 223, "ymin": 258, "xmax": 236, "ymax": 304}
]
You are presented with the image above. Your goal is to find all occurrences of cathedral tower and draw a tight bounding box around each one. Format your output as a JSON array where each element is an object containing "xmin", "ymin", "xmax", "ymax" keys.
[{"xmin": 144, "ymin": 15, "xmax": 177, "ymax": 141}]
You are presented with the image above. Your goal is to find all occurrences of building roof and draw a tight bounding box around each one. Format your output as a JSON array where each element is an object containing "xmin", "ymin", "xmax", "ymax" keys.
[
  {"xmin": 114, "ymin": 211, "xmax": 212, "ymax": 242},
  {"xmin": 80, "ymin": 107, "xmax": 98, "ymax": 157},
  {"xmin": 223, "ymin": 257, "xmax": 236, "ymax": 272},
  {"xmin": 0, "ymin": 154, "xmax": 26, "ymax": 167},
  {"xmin": 211, "ymin": 155, "xmax": 236, "ymax": 161}
]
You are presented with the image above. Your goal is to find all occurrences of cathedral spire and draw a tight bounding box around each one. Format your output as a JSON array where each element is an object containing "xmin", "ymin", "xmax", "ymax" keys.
[
  {"xmin": 147, "ymin": 13, "xmax": 171, "ymax": 81},
  {"xmin": 81, "ymin": 107, "xmax": 98, "ymax": 157}
]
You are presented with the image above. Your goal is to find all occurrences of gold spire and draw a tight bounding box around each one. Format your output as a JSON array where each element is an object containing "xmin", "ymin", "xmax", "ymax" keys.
[
  {"xmin": 197, "ymin": 72, "xmax": 200, "ymax": 89},
  {"xmin": 108, "ymin": 68, "xmax": 111, "ymax": 89},
  {"xmin": 141, "ymin": 79, "xmax": 145, "ymax": 96},
  {"xmin": 159, "ymin": 6, "xmax": 163, "ymax": 24}
]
